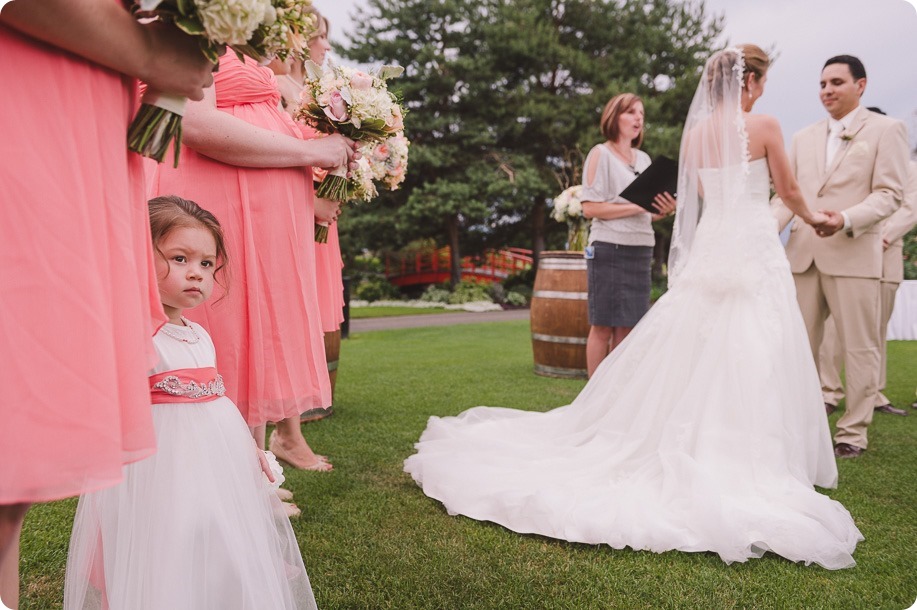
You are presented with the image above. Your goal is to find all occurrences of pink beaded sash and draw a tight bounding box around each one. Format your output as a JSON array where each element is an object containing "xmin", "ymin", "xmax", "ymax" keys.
[{"xmin": 149, "ymin": 367, "xmax": 226, "ymax": 404}]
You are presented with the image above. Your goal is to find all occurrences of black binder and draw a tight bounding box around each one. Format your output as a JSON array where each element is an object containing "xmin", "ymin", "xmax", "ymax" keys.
[{"xmin": 618, "ymin": 155, "xmax": 678, "ymax": 211}]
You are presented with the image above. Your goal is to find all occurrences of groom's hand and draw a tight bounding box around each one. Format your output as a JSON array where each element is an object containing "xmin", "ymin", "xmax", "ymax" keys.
[{"xmin": 813, "ymin": 210, "xmax": 844, "ymax": 237}]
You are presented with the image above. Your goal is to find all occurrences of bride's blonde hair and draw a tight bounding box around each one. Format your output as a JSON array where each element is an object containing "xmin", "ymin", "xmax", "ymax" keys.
[{"xmin": 739, "ymin": 44, "xmax": 770, "ymax": 86}]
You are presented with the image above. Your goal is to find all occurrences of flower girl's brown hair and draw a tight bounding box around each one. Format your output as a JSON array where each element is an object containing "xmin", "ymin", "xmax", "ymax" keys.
[{"xmin": 148, "ymin": 195, "xmax": 229, "ymax": 291}]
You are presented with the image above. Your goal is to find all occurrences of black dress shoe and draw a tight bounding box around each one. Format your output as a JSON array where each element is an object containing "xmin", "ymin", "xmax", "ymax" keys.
[
  {"xmin": 834, "ymin": 443, "xmax": 865, "ymax": 459},
  {"xmin": 825, "ymin": 403, "xmax": 837, "ymax": 416},
  {"xmin": 874, "ymin": 403, "xmax": 908, "ymax": 416}
]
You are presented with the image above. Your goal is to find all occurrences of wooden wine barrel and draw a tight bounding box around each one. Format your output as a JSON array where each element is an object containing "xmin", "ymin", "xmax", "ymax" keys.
[
  {"xmin": 530, "ymin": 251, "xmax": 589, "ymax": 379},
  {"xmin": 301, "ymin": 329, "xmax": 340, "ymax": 423}
]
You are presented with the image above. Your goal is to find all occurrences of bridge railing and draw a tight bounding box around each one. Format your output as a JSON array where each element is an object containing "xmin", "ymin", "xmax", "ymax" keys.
[{"xmin": 385, "ymin": 247, "xmax": 533, "ymax": 285}]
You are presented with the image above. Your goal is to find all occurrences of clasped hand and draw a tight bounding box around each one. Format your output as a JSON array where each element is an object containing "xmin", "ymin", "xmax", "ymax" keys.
[{"xmin": 805, "ymin": 210, "xmax": 844, "ymax": 237}]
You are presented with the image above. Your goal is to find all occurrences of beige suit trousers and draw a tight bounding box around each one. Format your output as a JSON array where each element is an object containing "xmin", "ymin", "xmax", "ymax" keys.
[
  {"xmin": 819, "ymin": 279, "xmax": 899, "ymax": 408},
  {"xmin": 795, "ymin": 266, "xmax": 882, "ymax": 448}
]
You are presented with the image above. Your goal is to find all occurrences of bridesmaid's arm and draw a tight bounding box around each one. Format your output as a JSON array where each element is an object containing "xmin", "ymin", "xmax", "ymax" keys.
[
  {"xmin": 0, "ymin": 0, "xmax": 213, "ymax": 99},
  {"xmin": 181, "ymin": 86, "xmax": 357, "ymax": 170}
]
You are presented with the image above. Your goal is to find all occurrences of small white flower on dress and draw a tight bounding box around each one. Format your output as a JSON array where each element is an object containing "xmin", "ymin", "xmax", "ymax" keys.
[
  {"xmin": 152, "ymin": 374, "xmax": 226, "ymax": 399},
  {"xmin": 262, "ymin": 451, "xmax": 285, "ymax": 489}
]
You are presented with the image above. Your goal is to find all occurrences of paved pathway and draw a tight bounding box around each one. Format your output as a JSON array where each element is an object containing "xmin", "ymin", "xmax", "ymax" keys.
[{"xmin": 349, "ymin": 308, "xmax": 530, "ymax": 332}]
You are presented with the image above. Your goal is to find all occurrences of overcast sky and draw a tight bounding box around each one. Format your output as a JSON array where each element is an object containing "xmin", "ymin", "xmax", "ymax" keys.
[{"xmin": 315, "ymin": 0, "xmax": 917, "ymax": 149}]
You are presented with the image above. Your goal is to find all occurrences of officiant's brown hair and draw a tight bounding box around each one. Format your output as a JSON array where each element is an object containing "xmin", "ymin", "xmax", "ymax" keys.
[{"xmin": 600, "ymin": 93, "xmax": 644, "ymax": 148}]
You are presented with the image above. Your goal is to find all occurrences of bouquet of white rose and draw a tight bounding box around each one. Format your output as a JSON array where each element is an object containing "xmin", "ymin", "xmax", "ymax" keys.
[
  {"xmin": 551, "ymin": 185, "xmax": 589, "ymax": 251},
  {"xmin": 128, "ymin": 0, "xmax": 317, "ymax": 165},
  {"xmin": 295, "ymin": 59, "xmax": 405, "ymax": 201},
  {"xmin": 366, "ymin": 132, "xmax": 409, "ymax": 191}
]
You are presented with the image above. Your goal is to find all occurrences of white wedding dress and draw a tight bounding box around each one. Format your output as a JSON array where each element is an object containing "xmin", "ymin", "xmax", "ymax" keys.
[{"xmin": 404, "ymin": 158, "xmax": 863, "ymax": 569}]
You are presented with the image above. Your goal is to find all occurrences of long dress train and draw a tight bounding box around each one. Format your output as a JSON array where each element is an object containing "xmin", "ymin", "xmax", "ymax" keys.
[{"xmin": 404, "ymin": 159, "xmax": 863, "ymax": 569}]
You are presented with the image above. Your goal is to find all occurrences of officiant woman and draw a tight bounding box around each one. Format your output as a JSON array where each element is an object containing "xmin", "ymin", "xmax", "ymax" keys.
[{"xmin": 581, "ymin": 93, "xmax": 676, "ymax": 377}]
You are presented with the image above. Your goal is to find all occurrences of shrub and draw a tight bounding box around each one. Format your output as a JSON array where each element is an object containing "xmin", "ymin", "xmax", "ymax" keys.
[
  {"xmin": 447, "ymin": 279, "xmax": 492, "ymax": 304},
  {"xmin": 904, "ymin": 226, "xmax": 916, "ymax": 280},
  {"xmin": 420, "ymin": 284, "xmax": 451, "ymax": 304},
  {"xmin": 487, "ymin": 282, "xmax": 506, "ymax": 304},
  {"xmin": 505, "ymin": 291, "xmax": 528, "ymax": 306},
  {"xmin": 354, "ymin": 276, "xmax": 401, "ymax": 302},
  {"xmin": 503, "ymin": 266, "xmax": 536, "ymax": 293}
]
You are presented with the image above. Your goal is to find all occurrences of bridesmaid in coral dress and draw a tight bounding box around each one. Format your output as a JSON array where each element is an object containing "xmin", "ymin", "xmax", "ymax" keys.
[
  {"xmin": 274, "ymin": 13, "xmax": 346, "ymax": 422},
  {"xmin": 0, "ymin": 2, "xmax": 213, "ymax": 606},
  {"xmin": 149, "ymin": 50, "xmax": 357, "ymax": 476}
]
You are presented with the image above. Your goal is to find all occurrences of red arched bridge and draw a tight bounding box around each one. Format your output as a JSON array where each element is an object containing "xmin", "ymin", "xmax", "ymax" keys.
[{"xmin": 385, "ymin": 247, "xmax": 533, "ymax": 287}]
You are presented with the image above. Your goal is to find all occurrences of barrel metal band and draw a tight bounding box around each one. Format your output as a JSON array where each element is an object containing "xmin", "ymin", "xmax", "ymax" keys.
[
  {"xmin": 540, "ymin": 260, "xmax": 587, "ymax": 270},
  {"xmin": 531, "ymin": 333, "xmax": 588, "ymax": 345},
  {"xmin": 533, "ymin": 363, "xmax": 588, "ymax": 379},
  {"xmin": 327, "ymin": 360, "xmax": 339, "ymax": 372},
  {"xmin": 532, "ymin": 290, "xmax": 588, "ymax": 300}
]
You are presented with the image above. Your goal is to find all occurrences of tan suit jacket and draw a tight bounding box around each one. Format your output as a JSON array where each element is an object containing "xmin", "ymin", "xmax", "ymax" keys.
[
  {"xmin": 881, "ymin": 161, "xmax": 917, "ymax": 283},
  {"xmin": 774, "ymin": 108, "xmax": 908, "ymax": 277}
]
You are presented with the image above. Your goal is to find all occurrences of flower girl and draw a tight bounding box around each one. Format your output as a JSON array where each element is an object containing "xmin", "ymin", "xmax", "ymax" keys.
[{"xmin": 64, "ymin": 196, "xmax": 317, "ymax": 609}]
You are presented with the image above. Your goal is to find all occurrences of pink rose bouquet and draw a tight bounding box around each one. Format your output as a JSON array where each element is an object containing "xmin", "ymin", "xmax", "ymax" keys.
[
  {"xmin": 366, "ymin": 132, "xmax": 409, "ymax": 191},
  {"xmin": 128, "ymin": 0, "xmax": 317, "ymax": 165},
  {"xmin": 295, "ymin": 59, "xmax": 405, "ymax": 201}
]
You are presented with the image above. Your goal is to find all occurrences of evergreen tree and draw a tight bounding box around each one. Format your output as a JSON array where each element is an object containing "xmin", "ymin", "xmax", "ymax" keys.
[{"xmin": 339, "ymin": 0, "xmax": 722, "ymax": 283}]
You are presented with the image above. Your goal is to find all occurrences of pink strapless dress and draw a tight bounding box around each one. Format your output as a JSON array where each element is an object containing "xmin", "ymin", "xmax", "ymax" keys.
[
  {"xmin": 150, "ymin": 52, "xmax": 331, "ymax": 425},
  {"xmin": 314, "ymin": 223, "xmax": 345, "ymax": 332},
  {"xmin": 0, "ymin": 23, "xmax": 164, "ymax": 503}
]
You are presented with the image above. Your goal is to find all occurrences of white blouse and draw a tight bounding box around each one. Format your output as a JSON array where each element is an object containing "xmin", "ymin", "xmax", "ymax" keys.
[{"xmin": 581, "ymin": 144, "xmax": 654, "ymax": 247}]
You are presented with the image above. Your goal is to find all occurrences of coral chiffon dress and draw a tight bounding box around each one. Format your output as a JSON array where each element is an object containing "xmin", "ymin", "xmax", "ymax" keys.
[
  {"xmin": 0, "ymin": 19, "xmax": 164, "ymax": 503},
  {"xmin": 150, "ymin": 52, "xmax": 331, "ymax": 425},
  {"xmin": 314, "ymin": 212, "xmax": 346, "ymax": 333}
]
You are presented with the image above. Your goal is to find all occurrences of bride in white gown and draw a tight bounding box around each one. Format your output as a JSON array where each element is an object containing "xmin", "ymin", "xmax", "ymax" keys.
[{"xmin": 404, "ymin": 45, "xmax": 863, "ymax": 570}]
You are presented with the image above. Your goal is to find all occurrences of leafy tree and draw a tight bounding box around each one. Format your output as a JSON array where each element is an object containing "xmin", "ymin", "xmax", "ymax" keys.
[{"xmin": 338, "ymin": 0, "xmax": 722, "ymax": 283}]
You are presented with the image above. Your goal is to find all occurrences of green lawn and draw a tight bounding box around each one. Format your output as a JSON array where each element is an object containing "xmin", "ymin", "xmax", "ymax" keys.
[
  {"xmin": 350, "ymin": 305, "xmax": 450, "ymax": 319},
  {"xmin": 19, "ymin": 322, "xmax": 917, "ymax": 609}
]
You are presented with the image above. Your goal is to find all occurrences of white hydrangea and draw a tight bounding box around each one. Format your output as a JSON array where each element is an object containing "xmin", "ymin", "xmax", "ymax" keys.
[
  {"xmin": 551, "ymin": 185, "xmax": 584, "ymax": 223},
  {"xmin": 194, "ymin": 0, "xmax": 270, "ymax": 45}
]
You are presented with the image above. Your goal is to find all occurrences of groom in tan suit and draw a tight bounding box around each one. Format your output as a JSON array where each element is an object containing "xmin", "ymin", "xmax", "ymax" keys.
[
  {"xmin": 820, "ymin": 158, "xmax": 917, "ymax": 417},
  {"xmin": 773, "ymin": 55, "xmax": 908, "ymax": 458}
]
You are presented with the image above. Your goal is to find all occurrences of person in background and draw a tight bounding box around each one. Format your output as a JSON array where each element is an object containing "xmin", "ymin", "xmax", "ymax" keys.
[
  {"xmin": 819, "ymin": 110, "xmax": 917, "ymax": 417},
  {"xmin": 772, "ymin": 56, "xmax": 908, "ymax": 458},
  {"xmin": 581, "ymin": 93, "xmax": 676, "ymax": 377},
  {"xmin": 272, "ymin": 10, "xmax": 345, "ymax": 423}
]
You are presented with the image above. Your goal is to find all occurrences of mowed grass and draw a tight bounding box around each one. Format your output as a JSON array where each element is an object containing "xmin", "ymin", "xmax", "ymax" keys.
[
  {"xmin": 19, "ymin": 322, "xmax": 917, "ymax": 609},
  {"xmin": 350, "ymin": 306, "xmax": 449, "ymax": 319}
]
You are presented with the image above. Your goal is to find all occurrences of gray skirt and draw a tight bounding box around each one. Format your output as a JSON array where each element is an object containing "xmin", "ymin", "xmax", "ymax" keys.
[{"xmin": 586, "ymin": 241, "xmax": 652, "ymax": 328}]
